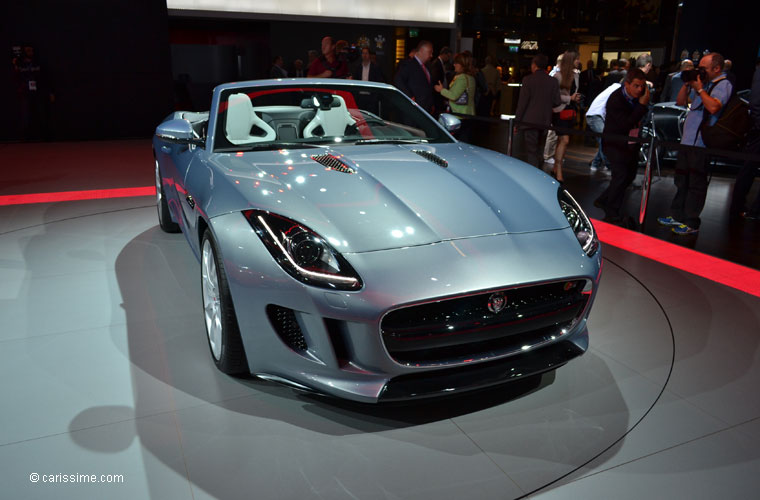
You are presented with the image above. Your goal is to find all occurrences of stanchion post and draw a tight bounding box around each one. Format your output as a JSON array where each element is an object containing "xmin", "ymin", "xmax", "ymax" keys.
[
  {"xmin": 503, "ymin": 115, "xmax": 515, "ymax": 157},
  {"xmin": 638, "ymin": 133, "xmax": 657, "ymax": 227}
]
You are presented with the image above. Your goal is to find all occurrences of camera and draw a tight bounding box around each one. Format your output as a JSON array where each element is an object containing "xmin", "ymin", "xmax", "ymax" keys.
[{"xmin": 681, "ymin": 67, "xmax": 707, "ymax": 83}]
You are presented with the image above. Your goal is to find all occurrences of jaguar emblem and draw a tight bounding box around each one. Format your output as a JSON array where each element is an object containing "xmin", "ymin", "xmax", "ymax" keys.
[{"xmin": 488, "ymin": 292, "xmax": 507, "ymax": 314}]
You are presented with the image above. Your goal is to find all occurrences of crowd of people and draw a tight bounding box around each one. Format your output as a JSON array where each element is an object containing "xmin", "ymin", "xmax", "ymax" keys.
[
  {"xmin": 273, "ymin": 37, "xmax": 514, "ymax": 121},
  {"xmin": 514, "ymin": 48, "xmax": 759, "ymax": 233}
]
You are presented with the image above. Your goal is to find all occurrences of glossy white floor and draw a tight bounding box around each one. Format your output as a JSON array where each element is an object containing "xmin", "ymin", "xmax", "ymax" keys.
[{"xmin": 1, "ymin": 195, "xmax": 759, "ymax": 499}]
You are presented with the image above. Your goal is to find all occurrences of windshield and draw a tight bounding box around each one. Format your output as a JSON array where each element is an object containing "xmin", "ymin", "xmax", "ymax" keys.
[{"xmin": 213, "ymin": 83, "xmax": 453, "ymax": 152}]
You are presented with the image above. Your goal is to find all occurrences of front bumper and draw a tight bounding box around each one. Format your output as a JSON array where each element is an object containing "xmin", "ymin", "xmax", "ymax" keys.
[{"xmin": 210, "ymin": 212, "xmax": 602, "ymax": 402}]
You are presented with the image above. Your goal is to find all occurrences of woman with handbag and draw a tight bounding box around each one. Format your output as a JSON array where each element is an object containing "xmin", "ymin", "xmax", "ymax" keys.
[
  {"xmin": 550, "ymin": 51, "xmax": 582, "ymax": 182},
  {"xmin": 434, "ymin": 52, "xmax": 476, "ymax": 116}
]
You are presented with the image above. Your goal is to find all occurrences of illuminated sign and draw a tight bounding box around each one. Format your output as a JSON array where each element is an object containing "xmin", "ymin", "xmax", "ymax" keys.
[
  {"xmin": 504, "ymin": 38, "xmax": 521, "ymax": 44},
  {"xmin": 521, "ymin": 40, "xmax": 539, "ymax": 50},
  {"xmin": 167, "ymin": 0, "xmax": 456, "ymax": 24}
]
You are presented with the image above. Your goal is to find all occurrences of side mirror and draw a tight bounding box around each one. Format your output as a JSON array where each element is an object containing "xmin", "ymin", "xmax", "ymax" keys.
[
  {"xmin": 438, "ymin": 113, "xmax": 461, "ymax": 133},
  {"xmin": 156, "ymin": 119, "xmax": 198, "ymax": 144}
]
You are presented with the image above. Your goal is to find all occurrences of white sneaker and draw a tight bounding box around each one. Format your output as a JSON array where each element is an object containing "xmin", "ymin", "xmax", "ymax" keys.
[{"xmin": 544, "ymin": 158, "xmax": 555, "ymax": 165}]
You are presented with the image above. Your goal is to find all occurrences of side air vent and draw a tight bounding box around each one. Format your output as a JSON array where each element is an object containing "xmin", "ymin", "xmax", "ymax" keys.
[
  {"xmin": 267, "ymin": 305, "xmax": 308, "ymax": 352},
  {"xmin": 311, "ymin": 154, "xmax": 356, "ymax": 174},
  {"xmin": 412, "ymin": 149, "xmax": 448, "ymax": 168}
]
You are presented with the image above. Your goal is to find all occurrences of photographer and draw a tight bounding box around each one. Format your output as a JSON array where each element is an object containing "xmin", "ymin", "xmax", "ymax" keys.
[{"xmin": 657, "ymin": 53, "xmax": 732, "ymax": 235}]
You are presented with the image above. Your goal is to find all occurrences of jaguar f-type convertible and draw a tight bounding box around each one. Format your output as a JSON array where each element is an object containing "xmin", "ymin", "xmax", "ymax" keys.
[{"xmin": 152, "ymin": 79, "xmax": 602, "ymax": 402}]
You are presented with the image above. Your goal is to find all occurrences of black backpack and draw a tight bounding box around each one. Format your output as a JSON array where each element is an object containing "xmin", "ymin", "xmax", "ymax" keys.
[{"xmin": 700, "ymin": 78, "xmax": 751, "ymax": 150}]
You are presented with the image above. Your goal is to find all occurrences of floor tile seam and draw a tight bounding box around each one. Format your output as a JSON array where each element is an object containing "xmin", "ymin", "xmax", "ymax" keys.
[
  {"xmin": 662, "ymin": 385, "xmax": 758, "ymax": 428},
  {"xmin": 0, "ymin": 205, "xmax": 154, "ymax": 238},
  {"xmin": 0, "ymin": 311, "xmax": 196, "ymax": 345},
  {"xmin": 448, "ymin": 418, "xmax": 526, "ymax": 495},
  {"xmin": 590, "ymin": 348, "xmax": 739, "ymax": 428},
  {"xmin": 588, "ymin": 346, "xmax": 672, "ymax": 390},
  {"xmin": 569, "ymin": 418, "xmax": 760, "ymax": 483},
  {"xmin": 0, "ymin": 391, "xmax": 263, "ymax": 450}
]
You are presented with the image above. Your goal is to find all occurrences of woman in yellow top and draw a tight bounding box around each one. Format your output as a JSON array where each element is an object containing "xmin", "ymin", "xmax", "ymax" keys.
[{"xmin": 434, "ymin": 52, "xmax": 476, "ymax": 116}]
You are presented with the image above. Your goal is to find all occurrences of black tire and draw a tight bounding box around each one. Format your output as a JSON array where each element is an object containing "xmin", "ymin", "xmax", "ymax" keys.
[
  {"xmin": 155, "ymin": 159, "xmax": 180, "ymax": 233},
  {"xmin": 200, "ymin": 229, "xmax": 249, "ymax": 375}
]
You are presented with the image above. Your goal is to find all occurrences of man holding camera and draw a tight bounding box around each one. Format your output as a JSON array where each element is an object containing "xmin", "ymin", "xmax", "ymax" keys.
[{"xmin": 657, "ymin": 52, "xmax": 732, "ymax": 235}]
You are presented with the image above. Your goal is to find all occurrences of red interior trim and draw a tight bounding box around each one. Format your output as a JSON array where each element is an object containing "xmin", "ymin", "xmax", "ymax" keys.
[{"xmin": 592, "ymin": 218, "xmax": 760, "ymax": 298}]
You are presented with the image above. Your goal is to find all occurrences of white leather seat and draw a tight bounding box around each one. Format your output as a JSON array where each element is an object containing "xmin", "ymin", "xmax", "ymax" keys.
[
  {"xmin": 225, "ymin": 93, "xmax": 276, "ymax": 145},
  {"xmin": 303, "ymin": 95, "xmax": 356, "ymax": 138}
]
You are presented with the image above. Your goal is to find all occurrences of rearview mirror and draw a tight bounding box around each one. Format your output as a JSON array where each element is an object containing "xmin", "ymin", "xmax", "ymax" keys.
[
  {"xmin": 438, "ymin": 113, "xmax": 461, "ymax": 133},
  {"xmin": 156, "ymin": 119, "xmax": 199, "ymax": 144}
]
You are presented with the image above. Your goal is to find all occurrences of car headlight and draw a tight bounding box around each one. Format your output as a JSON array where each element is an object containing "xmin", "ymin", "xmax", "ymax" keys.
[
  {"xmin": 243, "ymin": 210, "xmax": 362, "ymax": 290},
  {"xmin": 558, "ymin": 189, "xmax": 599, "ymax": 257}
]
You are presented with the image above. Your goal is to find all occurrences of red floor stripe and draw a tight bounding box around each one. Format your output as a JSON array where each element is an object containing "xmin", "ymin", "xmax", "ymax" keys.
[
  {"xmin": 1, "ymin": 187, "xmax": 758, "ymax": 298},
  {"xmin": 0, "ymin": 187, "xmax": 155, "ymax": 206},
  {"xmin": 592, "ymin": 218, "xmax": 760, "ymax": 298}
]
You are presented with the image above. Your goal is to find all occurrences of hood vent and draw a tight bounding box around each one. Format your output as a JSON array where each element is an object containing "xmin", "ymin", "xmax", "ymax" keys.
[
  {"xmin": 412, "ymin": 149, "xmax": 448, "ymax": 168},
  {"xmin": 311, "ymin": 153, "xmax": 356, "ymax": 174}
]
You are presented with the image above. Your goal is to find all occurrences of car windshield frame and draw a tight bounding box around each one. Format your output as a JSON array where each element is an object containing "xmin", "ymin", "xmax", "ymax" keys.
[{"xmin": 212, "ymin": 83, "xmax": 453, "ymax": 152}]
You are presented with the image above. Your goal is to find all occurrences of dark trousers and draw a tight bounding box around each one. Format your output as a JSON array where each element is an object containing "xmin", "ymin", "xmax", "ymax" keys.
[
  {"xmin": 730, "ymin": 130, "xmax": 760, "ymax": 216},
  {"xmin": 598, "ymin": 149, "xmax": 638, "ymax": 219},
  {"xmin": 520, "ymin": 128, "xmax": 547, "ymax": 169},
  {"xmin": 671, "ymin": 147, "xmax": 708, "ymax": 228}
]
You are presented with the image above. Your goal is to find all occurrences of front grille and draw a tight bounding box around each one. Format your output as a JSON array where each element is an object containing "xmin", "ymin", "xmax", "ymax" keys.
[
  {"xmin": 311, "ymin": 154, "xmax": 356, "ymax": 174},
  {"xmin": 381, "ymin": 280, "xmax": 590, "ymax": 366},
  {"xmin": 267, "ymin": 305, "xmax": 308, "ymax": 352},
  {"xmin": 411, "ymin": 149, "xmax": 448, "ymax": 168}
]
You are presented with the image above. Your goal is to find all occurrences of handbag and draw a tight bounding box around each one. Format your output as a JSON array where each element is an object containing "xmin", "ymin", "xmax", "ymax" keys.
[
  {"xmin": 557, "ymin": 77, "xmax": 577, "ymax": 120},
  {"xmin": 454, "ymin": 89, "xmax": 469, "ymax": 105},
  {"xmin": 559, "ymin": 108, "xmax": 576, "ymax": 120},
  {"xmin": 452, "ymin": 75, "xmax": 470, "ymax": 105}
]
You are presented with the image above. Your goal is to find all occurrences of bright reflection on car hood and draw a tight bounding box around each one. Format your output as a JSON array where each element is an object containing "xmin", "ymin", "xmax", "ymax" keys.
[{"xmin": 208, "ymin": 143, "xmax": 569, "ymax": 253}]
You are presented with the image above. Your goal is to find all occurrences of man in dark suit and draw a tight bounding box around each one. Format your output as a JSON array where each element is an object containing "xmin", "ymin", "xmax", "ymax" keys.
[
  {"xmin": 351, "ymin": 47, "xmax": 385, "ymax": 83},
  {"xmin": 597, "ymin": 69, "xmax": 650, "ymax": 223},
  {"xmin": 579, "ymin": 60, "xmax": 596, "ymax": 99},
  {"xmin": 428, "ymin": 46, "xmax": 451, "ymax": 116},
  {"xmin": 394, "ymin": 40, "xmax": 435, "ymax": 114},
  {"xmin": 270, "ymin": 56, "xmax": 287, "ymax": 79},
  {"xmin": 604, "ymin": 59, "xmax": 622, "ymax": 89},
  {"xmin": 514, "ymin": 54, "xmax": 562, "ymax": 168}
]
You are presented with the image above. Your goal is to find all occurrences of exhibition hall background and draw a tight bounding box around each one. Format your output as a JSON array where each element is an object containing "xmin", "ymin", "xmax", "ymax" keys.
[{"xmin": 2, "ymin": 0, "xmax": 757, "ymax": 141}]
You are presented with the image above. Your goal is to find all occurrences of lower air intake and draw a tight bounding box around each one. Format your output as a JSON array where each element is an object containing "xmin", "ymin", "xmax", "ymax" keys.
[{"xmin": 267, "ymin": 305, "xmax": 308, "ymax": 352}]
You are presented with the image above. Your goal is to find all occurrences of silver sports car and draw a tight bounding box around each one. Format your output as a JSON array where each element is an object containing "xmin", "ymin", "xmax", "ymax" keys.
[{"xmin": 153, "ymin": 79, "xmax": 602, "ymax": 402}]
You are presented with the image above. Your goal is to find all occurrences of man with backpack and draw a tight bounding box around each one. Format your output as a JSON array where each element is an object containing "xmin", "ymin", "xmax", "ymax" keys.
[{"xmin": 657, "ymin": 52, "xmax": 732, "ymax": 235}]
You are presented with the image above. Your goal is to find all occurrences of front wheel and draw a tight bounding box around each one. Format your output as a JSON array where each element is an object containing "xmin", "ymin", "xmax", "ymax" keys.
[
  {"xmin": 201, "ymin": 229, "xmax": 249, "ymax": 375},
  {"xmin": 155, "ymin": 159, "xmax": 180, "ymax": 233}
]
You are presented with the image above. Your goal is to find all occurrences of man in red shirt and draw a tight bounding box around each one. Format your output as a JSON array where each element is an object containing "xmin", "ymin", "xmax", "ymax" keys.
[{"xmin": 308, "ymin": 36, "xmax": 348, "ymax": 78}]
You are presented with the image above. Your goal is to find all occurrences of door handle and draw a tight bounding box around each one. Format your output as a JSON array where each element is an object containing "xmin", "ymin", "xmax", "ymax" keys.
[{"xmin": 161, "ymin": 146, "xmax": 171, "ymax": 153}]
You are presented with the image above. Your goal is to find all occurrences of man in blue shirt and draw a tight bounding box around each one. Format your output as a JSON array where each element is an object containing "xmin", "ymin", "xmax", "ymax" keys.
[{"xmin": 657, "ymin": 52, "xmax": 732, "ymax": 235}]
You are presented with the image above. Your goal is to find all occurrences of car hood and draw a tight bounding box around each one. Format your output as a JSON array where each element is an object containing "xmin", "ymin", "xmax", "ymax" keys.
[{"xmin": 207, "ymin": 143, "xmax": 568, "ymax": 253}]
